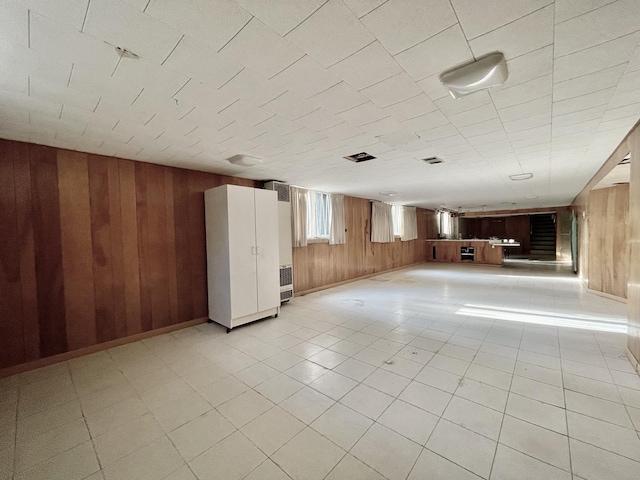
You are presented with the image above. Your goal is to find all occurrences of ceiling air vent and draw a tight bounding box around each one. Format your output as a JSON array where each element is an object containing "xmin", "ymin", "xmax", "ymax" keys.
[
  {"xmin": 421, "ymin": 157, "xmax": 444, "ymax": 165},
  {"xmin": 344, "ymin": 152, "xmax": 376, "ymax": 163}
]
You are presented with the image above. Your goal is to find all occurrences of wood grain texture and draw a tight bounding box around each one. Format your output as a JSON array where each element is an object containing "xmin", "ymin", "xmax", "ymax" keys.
[
  {"xmin": 0, "ymin": 139, "xmax": 258, "ymax": 370},
  {"xmin": 459, "ymin": 215, "xmax": 532, "ymax": 255},
  {"xmin": 425, "ymin": 240, "xmax": 503, "ymax": 265},
  {"xmin": 292, "ymin": 196, "xmax": 436, "ymax": 293}
]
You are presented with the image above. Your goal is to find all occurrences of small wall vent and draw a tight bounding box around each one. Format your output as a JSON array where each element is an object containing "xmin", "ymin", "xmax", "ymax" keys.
[
  {"xmin": 264, "ymin": 181, "xmax": 290, "ymax": 202},
  {"xmin": 344, "ymin": 152, "xmax": 376, "ymax": 163},
  {"xmin": 421, "ymin": 157, "xmax": 444, "ymax": 164}
]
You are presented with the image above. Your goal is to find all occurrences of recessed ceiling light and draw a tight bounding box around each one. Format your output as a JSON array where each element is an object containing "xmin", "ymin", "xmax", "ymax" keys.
[
  {"xmin": 509, "ymin": 173, "xmax": 533, "ymax": 181},
  {"xmin": 379, "ymin": 191, "xmax": 397, "ymax": 197},
  {"xmin": 440, "ymin": 52, "xmax": 508, "ymax": 99},
  {"xmin": 420, "ymin": 157, "xmax": 444, "ymax": 164},
  {"xmin": 524, "ymin": 195, "xmax": 539, "ymax": 199},
  {"xmin": 227, "ymin": 154, "xmax": 262, "ymax": 167},
  {"xmin": 344, "ymin": 152, "xmax": 376, "ymax": 163}
]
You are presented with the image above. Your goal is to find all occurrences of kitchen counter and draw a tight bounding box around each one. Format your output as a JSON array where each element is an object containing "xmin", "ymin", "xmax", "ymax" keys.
[{"xmin": 425, "ymin": 239, "xmax": 506, "ymax": 265}]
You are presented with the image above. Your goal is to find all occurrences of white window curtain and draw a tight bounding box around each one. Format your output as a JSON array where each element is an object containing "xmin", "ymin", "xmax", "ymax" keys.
[
  {"xmin": 290, "ymin": 186, "xmax": 308, "ymax": 247},
  {"xmin": 371, "ymin": 201, "xmax": 394, "ymax": 243},
  {"xmin": 329, "ymin": 194, "xmax": 346, "ymax": 245},
  {"xmin": 401, "ymin": 206, "xmax": 418, "ymax": 241}
]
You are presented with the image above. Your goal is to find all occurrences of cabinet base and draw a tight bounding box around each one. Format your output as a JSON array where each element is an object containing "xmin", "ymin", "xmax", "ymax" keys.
[{"xmin": 208, "ymin": 307, "xmax": 280, "ymax": 332}]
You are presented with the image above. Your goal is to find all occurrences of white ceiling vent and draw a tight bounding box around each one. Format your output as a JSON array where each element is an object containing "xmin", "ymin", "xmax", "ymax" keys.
[
  {"xmin": 421, "ymin": 157, "xmax": 444, "ymax": 165},
  {"xmin": 344, "ymin": 152, "xmax": 376, "ymax": 163}
]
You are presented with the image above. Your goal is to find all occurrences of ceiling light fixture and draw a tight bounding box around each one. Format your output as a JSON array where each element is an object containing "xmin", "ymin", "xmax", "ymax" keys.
[
  {"xmin": 509, "ymin": 173, "xmax": 533, "ymax": 181},
  {"xmin": 379, "ymin": 191, "xmax": 397, "ymax": 197},
  {"xmin": 440, "ymin": 53, "xmax": 508, "ymax": 99},
  {"xmin": 524, "ymin": 195, "xmax": 539, "ymax": 199},
  {"xmin": 227, "ymin": 154, "xmax": 262, "ymax": 167},
  {"xmin": 115, "ymin": 46, "xmax": 139, "ymax": 59}
]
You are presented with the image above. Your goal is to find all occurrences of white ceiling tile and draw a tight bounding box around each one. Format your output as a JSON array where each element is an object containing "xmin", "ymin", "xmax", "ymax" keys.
[
  {"xmin": 498, "ymin": 96, "xmax": 551, "ymax": 123},
  {"xmin": 145, "ymin": 0, "xmax": 252, "ymax": 52},
  {"xmin": 29, "ymin": 12, "xmax": 118, "ymax": 76},
  {"xmin": 601, "ymin": 102, "xmax": 640, "ymax": 123},
  {"xmin": 401, "ymin": 110, "xmax": 449, "ymax": 132},
  {"xmin": 342, "ymin": 0, "xmax": 385, "ymax": 18},
  {"xmin": 553, "ymin": 87, "xmax": 616, "ymax": 116},
  {"xmin": 434, "ymin": 90, "xmax": 492, "ymax": 116},
  {"xmin": 222, "ymin": 21, "xmax": 304, "ymax": 79},
  {"xmin": 216, "ymin": 99, "xmax": 273, "ymax": 126},
  {"xmin": 359, "ymin": 73, "xmax": 422, "ymax": 108},
  {"xmin": 328, "ymin": 41, "xmax": 402, "ymax": 90},
  {"xmin": 337, "ymin": 101, "xmax": 387, "ymax": 126},
  {"xmin": 0, "ymin": 2, "xmax": 28, "ymax": 47},
  {"xmin": 491, "ymin": 74, "xmax": 552, "ymax": 109},
  {"xmin": 295, "ymin": 108, "xmax": 343, "ymax": 131},
  {"xmin": 554, "ymin": 0, "xmax": 640, "ymax": 57},
  {"xmin": 162, "ymin": 35, "xmax": 243, "ymax": 89},
  {"xmin": 217, "ymin": 68, "xmax": 286, "ymax": 107},
  {"xmin": 448, "ymin": 104, "xmax": 498, "ymax": 128},
  {"xmin": 357, "ymin": 115, "xmax": 403, "ymax": 136},
  {"xmin": 616, "ymin": 69, "xmax": 640, "ymax": 94},
  {"xmin": 309, "ymin": 82, "xmax": 367, "ymax": 114},
  {"xmin": 451, "ymin": 0, "xmax": 552, "ymax": 40},
  {"xmin": 383, "ymin": 94, "xmax": 438, "ymax": 121},
  {"xmin": 69, "ymin": 64, "xmax": 142, "ymax": 106},
  {"xmin": 270, "ymin": 55, "xmax": 339, "ymax": 98},
  {"xmin": 555, "ymin": 0, "xmax": 617, "ymax": 25},
  {"xmin": 22, "ymin": 0, "xmax": 89, "ymax": 30},
  {"xmin": 504, "ymin": 45, "xmax": 553, "ymax": 88},
  {"xmin": 417, "ymin": 74, "xmax": 451, "ymax": 100},
  {"xmin": 553, "ymin": 32, "xmax": 640, "ymax": 82},
  {"xmin": 418, "ymin": 124, "xmax": 460, "ymax": 141},
  {"xmin": 130, "ymin": 88, "xmax": 196, "ymax": 120},
  {"xmin": 552, "ymin": 105, "xmax": 607, "ymax": 127},
  {"xmin": 30, "ymin": 76, "xmax": 99, "ymax": 112},
  {"xmin": 237, "ymin": 0, "xmax": 324, "ymax": 36},
  {"xmin": 503, "ymin": 113, "xmax": 550, "ymax": 133},
  {"xmin": 553, "ymin": 64, "xmax": 625, "ymax": 101},
  {"xmin": 286, "ymin": 0, "xmax": 374, "ymax": 67},
  {"xmin": 112, "ymin": 56, "xmax": 190, "ymax": 98},
  {"xmin": 469, "ymin": 5, "xmax": 554, "ymax": 60},
  {"xmin": 552, "ymin": 119, "xmax": 601, "ymax": 137},
  {"xmin": 458, "ymin": 117, "xmax": 504, "ymax": 138},
  {"xmin": 507, "ymin": 124, "xmax": 551, "ymax": 142},
  {"xmin": 467, "ymin": 130, "xmax": 509, "ymax": 146},
  {"xmin": 172, "ymin": 80, "xmax": 238, "ymax": 115},
  {"xmin": 361, "ymin": 0, "xmax": 457, "ymax": 55},
  {"xmin": 262, "ymin": 90, "xmax": 318, "ymax": 120},
  {"xmin": 395, "ymin": 24, "xmax": 473, "ymax": 81},
  {"xmin": 609, "ymin": 86, "xmax": 640, "ymax": 110},
  {"xmin": 83, "ymin": 0, "xmax": 183, "ymax": 63}
]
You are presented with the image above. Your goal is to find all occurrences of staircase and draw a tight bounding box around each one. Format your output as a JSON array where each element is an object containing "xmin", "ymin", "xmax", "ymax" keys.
[{"xmin": 530, "ymin": 214, "xmax": 556, "ymax": 260}]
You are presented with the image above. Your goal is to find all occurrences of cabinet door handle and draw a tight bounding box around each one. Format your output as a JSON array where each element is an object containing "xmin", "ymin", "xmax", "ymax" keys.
[
  {"xmin": 251, "ymin": 246, "xmax": 256, "ymax": 255},
  {"xmin": 256, "ymin": 246, "xmax": 261, "ymax": 255}
]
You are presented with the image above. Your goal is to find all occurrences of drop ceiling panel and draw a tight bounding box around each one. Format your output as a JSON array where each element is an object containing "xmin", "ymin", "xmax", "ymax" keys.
[
  {"xmin": 395, "ymin": 24, "xmax": 473, "ymax": 82},
  {"xmin": 271, "ymin": 56, "xmax": 339, "ymax": 98},
  {"xmin": 383, "ymin": 94, "xmax": 438, "ymax": 121},
  {"xmin": 83, "ymin": 0, "xmax": 183, "ymax": 63},
  {"xmin": 469, "ymin": 5, "xmax": 554, "ymax": 60},
  {"xmin": 554, "ymin": 0, "xmax": 640, "ymax": 57},
  {"xmin": 361, "ymin": 0, "xmax": 457, "ymax": 55},
  {"xmin": 220, "ymin": 18, "xmax": 304, "ymax": 78},
  {"xmin": 359, "ymin": 73, "xmax": 422, "ymax": 108},
  {"xmin": 491, "ymin": 74, "xmax": 552, "ymax": 109},
  {"xmin": 553, "ymin": 64, "xmax": 626, "ymax": 101},
  {"xmin": 328, "ymin": 41, "xmax": 402, "ymax": 90},
  {"xmin": 309, "ymin": 82, "xmax": 367, "ymax": 114},
  {"xmin": 285, "ymin": 0, "xmax": 374, "ymax": 67}
]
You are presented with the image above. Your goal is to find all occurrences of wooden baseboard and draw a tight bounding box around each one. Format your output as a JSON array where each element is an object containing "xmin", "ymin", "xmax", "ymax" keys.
[
  {"xmin": 295, "ymin": 262, "xmax": 426, "ymax": 296},
  {"xmin": 0, "ymin": 317, "xmax": 208, "ymax": 379},
  {"xmin": 586, "ymin": 287, "xmax": 627, "ymax": 304}
]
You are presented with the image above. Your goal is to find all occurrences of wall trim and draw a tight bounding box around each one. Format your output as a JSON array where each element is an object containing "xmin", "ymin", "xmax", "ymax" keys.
[
  {"xmin": 0, "ymin": 317, "xmax": 208, "ymax": 379},
  {"xmin": 295, "ymin": 262, "xmax": 426, "ymax": 296},
  {"xmin": 586, "ymin": 287, "xmax": 627, "ymax": 304}
]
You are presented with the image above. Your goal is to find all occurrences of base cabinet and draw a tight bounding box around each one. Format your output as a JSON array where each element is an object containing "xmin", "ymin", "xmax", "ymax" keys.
[{"xmin": 205, "ymin": 185, "xmax": 280, "ymax": 330}]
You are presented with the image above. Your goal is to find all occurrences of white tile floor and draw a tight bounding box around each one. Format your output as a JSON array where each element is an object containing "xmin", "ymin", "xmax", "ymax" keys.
[{"xmin": 1, "ymin": 260, "xmax": 639, "ymax": 480}]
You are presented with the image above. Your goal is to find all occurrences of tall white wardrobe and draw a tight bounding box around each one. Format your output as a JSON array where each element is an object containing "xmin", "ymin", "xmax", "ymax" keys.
[{"xmin": 204, "ymin": 185, "xmax": 280, "ymax": 331}]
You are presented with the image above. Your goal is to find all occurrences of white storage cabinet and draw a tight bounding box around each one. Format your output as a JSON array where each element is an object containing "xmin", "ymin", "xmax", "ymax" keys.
[{"xmin": 205, "ymin": 185, "xmax": 280, "ymax": 331}]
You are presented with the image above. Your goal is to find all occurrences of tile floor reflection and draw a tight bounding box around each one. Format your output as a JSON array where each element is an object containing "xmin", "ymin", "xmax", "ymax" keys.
[{"xmin": 1, "ymin": 260, "xmax": 639, "ymax": 480}]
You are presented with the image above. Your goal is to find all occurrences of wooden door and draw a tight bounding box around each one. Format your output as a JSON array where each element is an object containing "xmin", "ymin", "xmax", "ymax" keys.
[{"xmin": 254, "ymin": 189, "xmax": 280, "ymax": 311}]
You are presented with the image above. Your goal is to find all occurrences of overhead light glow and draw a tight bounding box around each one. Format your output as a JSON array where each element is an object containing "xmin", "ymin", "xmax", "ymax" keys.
[
  {"xmin": 509, "ymin": 173, "xmax": 533, "ymax": 181},
  {"xmin": 440, "ymin": 53, "xmax": 509, "ymax": 99},
  {"xmin": 227, "ymin": 155, "xmax": 262, "ymax": 167}
]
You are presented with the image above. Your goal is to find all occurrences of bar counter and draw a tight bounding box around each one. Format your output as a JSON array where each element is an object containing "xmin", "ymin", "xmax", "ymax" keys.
[{"xmin": 425, "ymin": 239, "xmax": 506, "ymax": 266}]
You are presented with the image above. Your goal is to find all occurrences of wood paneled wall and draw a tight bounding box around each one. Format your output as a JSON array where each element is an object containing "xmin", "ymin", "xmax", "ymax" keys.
[
  {"xmin": 0, "ymin": 139, "xmax": 258, "ymax": 369},
  {"xmin": 459, "ymin": 215, "xmax": 532, "ymax": 254},
  {"xmin": 587, "ymin": 185, "xmax": 629, "ymax": 299},
  {"xmin": 571, "ymin": 119, "xmax": 640, "ymax": 369},
  {"xmin": 293, "ymin": 197, "xmax": 436, "ymax": 293}
]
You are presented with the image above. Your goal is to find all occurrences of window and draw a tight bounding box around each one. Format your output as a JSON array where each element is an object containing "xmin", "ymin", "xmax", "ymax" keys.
[
  {"xmin": 307, "ymin": 191, "xmax": 331, "ymax": 239},
  {"xmin": 392, "ymin": 204, "xmax": 403, "ymax": 237}
]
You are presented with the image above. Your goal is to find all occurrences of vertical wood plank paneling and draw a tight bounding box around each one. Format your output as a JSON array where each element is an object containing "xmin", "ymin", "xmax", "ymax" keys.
[
  {"xmin": 135, "ymin": 162, "xmax": 153, "ymax": 332},
  {"xmin": 188, "ymin": 171, "xmax": 207, "ymax": 318},
  {"xmin": 88, "ymin": 155, "xmax": 116, "ymax": 343},
  {"xmin": 172, "ymin": 169, "xmax": 193, "ymax": 322},
  {"xmin": 30, "ymin": 144, "xmax": 67, "ymax": 357},
  {"xmin": 118, "ymin": 160, "xmax": 142, "ymax": 335},
  {"xmin": 12, "ymin": 141, "xmax": 40, "ymax": 361},
  {"xmin": 0, "ymin": 140, "xmax": 25, "ymax": 367},
  {"xmin": 57, "ymin": 150, "xmax": 97, "ymax": 350},
  {"xmin": 145, "ymin": 164, "xmax": 171, "ymax": 328},
  {"xmin": 164, "ymin": 169, "xmax": 179, "ymax": 323},
  {"xmin": 107, "ymin": 158, "xmax": 127, "ymax": 338}
]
